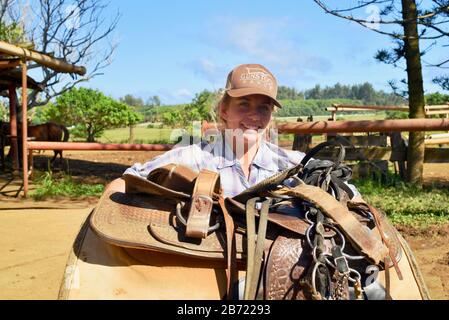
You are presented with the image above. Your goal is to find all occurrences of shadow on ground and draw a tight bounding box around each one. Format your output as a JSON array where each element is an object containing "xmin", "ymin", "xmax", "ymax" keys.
[{"xmin": 33, "ymin": 155, "xmax": 129, "ymax": 185}]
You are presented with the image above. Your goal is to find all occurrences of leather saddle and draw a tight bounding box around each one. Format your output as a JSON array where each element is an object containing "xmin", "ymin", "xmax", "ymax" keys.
[{"xmin": 90, "ymin": 142, "xmax": 403, "ymax": 300}]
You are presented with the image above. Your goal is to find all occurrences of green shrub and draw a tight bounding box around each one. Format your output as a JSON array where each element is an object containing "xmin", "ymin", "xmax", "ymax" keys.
[
  {"xmin": 30, "ymin": 171, "xmax": 104, "ymax": 200},
  {"xmin": 146, "ymin": 123, "xmax": 163, "ymax": 129}
]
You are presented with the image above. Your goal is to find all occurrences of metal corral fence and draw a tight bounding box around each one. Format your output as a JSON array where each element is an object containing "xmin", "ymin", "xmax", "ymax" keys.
[
  {"xmin": 3, "ymin": 117, "xmax": 448, "ymax": 196},
  {"xmin": 289, "ymin": 104, "xmax": 449, "ymax": 179}
]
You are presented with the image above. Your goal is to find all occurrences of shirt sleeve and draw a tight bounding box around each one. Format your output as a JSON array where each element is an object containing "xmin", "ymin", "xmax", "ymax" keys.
[
  {"xmin": 346, "ymin": 182, "xmax": 361, "ymax": 198},
  {"xmin": 123, "ymin": 144, "xmax": 204, "ymax": 178},
  {"xmin": 272, "ymin": 146, "xmax": 307, "ymax": 170}
]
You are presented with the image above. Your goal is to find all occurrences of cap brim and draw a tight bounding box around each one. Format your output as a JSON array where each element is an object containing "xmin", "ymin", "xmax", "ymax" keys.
[{"xmin": 226, "ymin": 88, "xmax": 282, "ymax": 108}]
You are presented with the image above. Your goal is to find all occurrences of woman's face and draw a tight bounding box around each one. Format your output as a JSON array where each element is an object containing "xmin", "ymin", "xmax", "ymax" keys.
[{"xmin": 220, "ymin": 94, "xmax": 274, "ymax": 144}]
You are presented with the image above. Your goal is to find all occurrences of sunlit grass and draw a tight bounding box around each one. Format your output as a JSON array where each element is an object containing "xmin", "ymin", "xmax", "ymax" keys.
[
  {"xmin": 352, "ymin": 175, "xmax": 449, "ymax": 228},
  {"xmin": 30, "ymin": 171, "xmax": 104, "ymax": 200},
  {"xmin": 99, "ymin": 127, "xmax": 178, "ymax": 144}
]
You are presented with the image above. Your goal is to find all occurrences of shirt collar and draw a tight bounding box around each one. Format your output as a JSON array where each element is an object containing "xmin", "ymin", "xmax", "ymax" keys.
[
  {"xmin": 251, "ymin": 140, "xmax": 278, "ymax": 171},
  {"xmin": 213, "ymin": 137, "xmax": 237, "ymax": 169},
  {"xmin": 213, "ymin": 137, "xmax": 278, "ymax": 171}
]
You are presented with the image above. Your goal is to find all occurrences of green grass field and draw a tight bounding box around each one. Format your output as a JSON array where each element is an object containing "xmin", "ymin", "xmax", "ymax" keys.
[{"xmin": 99, "ymin": 127, "xmax": 181, "ymax": 144}]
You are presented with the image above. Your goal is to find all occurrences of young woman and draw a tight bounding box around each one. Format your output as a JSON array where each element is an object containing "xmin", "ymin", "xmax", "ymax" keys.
[{"xmin": 124, "ymin": 63, "xmax": 359, "ymax": 198}]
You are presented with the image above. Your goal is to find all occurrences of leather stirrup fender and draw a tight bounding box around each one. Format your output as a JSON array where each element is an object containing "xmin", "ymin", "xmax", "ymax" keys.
[{"xmin": 185, "ymin": 169, "xmax": 220, "ymax": 239}]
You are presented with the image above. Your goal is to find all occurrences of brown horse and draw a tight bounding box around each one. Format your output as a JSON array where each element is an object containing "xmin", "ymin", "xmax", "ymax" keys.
[
  {"xmin": 0, "ymin": 121, "xmax": 70, "ymax": 166},
  {"xmin": 28, "ymin": 122, "xmax": 70, "ymax": 163}
]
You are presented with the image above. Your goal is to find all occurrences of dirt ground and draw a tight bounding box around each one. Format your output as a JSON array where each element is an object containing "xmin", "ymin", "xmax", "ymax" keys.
[{"xmin": 0, "ymin": 150, "xmax": 448, "ymax": 299}]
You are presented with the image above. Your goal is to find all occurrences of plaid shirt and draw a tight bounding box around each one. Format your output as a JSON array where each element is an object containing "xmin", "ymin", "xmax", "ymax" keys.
[{"xmin": 124, "ymin": 138, "xmax": 359, "ymax": 198}]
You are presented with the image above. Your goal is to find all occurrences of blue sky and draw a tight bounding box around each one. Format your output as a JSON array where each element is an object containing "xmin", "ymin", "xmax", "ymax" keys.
[{"xmin": 83, "ymin": 0, "xmax": 447, "ymax": 104}]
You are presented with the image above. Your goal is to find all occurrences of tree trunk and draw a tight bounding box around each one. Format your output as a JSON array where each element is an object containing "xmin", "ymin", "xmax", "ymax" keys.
[
  {"xmin": 129, "ymin": 125, "xmax": 135, "ymax": 144},
  {"xmin": 87, "ymin": 125, "xmax": 95, "ymax": 142},
  {"xmin": 87, "ymin": 134, "xmax": 95, "ymax": 142},
  {"xmin": 401, "ymin": 0, "xmax": 426, "ymax": 186}
]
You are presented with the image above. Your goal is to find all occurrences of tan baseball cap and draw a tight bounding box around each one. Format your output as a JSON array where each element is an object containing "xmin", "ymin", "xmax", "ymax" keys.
[{"xmin": 225, "ymin": 63, "xmax": 282, "ymax": 108}]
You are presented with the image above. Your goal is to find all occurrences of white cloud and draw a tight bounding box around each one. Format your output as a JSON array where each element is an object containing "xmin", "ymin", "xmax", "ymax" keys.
[
  {"xmin": 200, "ymin": 15, "xmax": 333, "ymax": 84},
  {"xmin": 176, "ymin": 88, "xmax": 193, "ymax": 98},
  {"xmin": 187, "ymin": 58, "xmax": 226, "ymax": 86},
  {"xmin": 154, "ymin": 88, "xmax": 194, "ymax": 105}
]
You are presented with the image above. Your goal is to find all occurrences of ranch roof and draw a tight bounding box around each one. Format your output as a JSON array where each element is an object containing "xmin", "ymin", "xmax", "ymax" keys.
[{"xmin": 0, "ymin": 66, "xmax": 43, "ymax": 91}]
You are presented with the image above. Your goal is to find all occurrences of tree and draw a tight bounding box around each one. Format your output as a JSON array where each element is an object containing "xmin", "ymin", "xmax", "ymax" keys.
[
  {"xmin": 0, "ymin": 20, "xmax": 24, "ymax": 43},
  {"xmin": 0, "ymin": 0, "xmax": 120, "ymax": 109},
  {"xmin": 301, "ymin": 82, "xmax": 404, "ymax": 104},
  {"xmin": 159, "ymin": 90, "xmax": 219, "ymax": 128},
  {"xmin": 42, "ymin": 87, "xmax": 142, "ymax": 142},
  {"xmin": 277, "ymin": 86, "xmax": 304, "ymax": 100},
  {"xmin": 161, "ymin": 111, "xmax": 183, "ymax": 128},
  {"xmin": 142, "ymin": 95, "xmax": 161, "ymax": 122},
  {"xmin": 184, "ymin": 90, "xmax": 216, "ymax": 124},
  {"xmin": 313, "ymin": 0, "xmax": 449, "ymax": 185},
  {"xmin": 425, "ymin": 92, "xmax": 449, "ymax": 105},
  {"xmin": 120, "ymin": 94, "xmax": 144, "ymax": 108},
  {"xmin": 147, "ymin": 95, "xmax": 161, "ymax": 107},
  {"xmin": 119, "ymin": 94, "xmax": 145, "ymax": 143},
  {"xmin": 305, "ymin": 84, "xmax": 322, "ymax": 99},
  {"xmin": 0, "ymin": 99, "xmax": 8, "ymax": 120},
  {"xmin": 434, "ymin": 76, "xmax": 449, "ymax": 90}
]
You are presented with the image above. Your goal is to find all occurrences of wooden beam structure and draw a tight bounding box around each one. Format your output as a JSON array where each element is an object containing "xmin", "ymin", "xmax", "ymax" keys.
[
  {"xmin": 27, "ymin": 141, "xmax": 174, "ymax": 151},
  {"xmin": 328, "ymin": 103, "xmax": 449, "ymax": 117},
  {"xmin": 277, "ymin": 118, "xmax": 449, "ymax": 134},
  {"xmin": 0, "ymin": 58, "xmax": 21, "ymax": 69},
  {"xmin": 0, "ymin": 40, "xmax": 86, "ymax": 197},
  {"xmin": 8, "ymin": 84, "xmax": 19, "ymax": 171},
  {"xmin": 425, "ymin": 110, "xmax": 449, "ymax": 115},
  {"xmin": 21, "ymin": 61, "xmax": 28, "ymax": 195},
  {"xmin": 308, "ymin": 146, "xmax": 449, "ymax": 163},
  {"xmin": 329, "ymin": 104, "xmax": 410, "ymax": 112},
  {"xmin": 0, "ymin": 40, "xmax": 86, "ymax": 75},
  {"xmin": 425, "ymin": 138, "xmax": 449, "ymax": 145}
]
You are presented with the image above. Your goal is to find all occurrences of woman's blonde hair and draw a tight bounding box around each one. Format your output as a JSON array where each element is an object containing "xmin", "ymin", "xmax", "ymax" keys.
[{"xmin": 215, "ymin": 90, "xmax": 231, "ymax": 128}]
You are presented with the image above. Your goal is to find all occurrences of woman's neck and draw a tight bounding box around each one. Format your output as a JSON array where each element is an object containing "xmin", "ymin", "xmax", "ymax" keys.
[{"xmin": 238, "ymin": 140, "xmax": 259, "ymax": 167}]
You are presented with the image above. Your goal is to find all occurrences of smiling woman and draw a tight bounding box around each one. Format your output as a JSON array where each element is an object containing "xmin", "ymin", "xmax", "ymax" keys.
[
  {"xmin": 125, "ymin": 64, "xmax": 305, "ymax": 197},
  {"xmin": 124, "ymin": 63, "xmax": 361, "ymax": 199}
]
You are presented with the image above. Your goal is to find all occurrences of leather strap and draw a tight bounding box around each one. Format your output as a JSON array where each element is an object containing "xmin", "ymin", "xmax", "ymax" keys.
[
  {"xmin": 243, "ymin": 198, "xmax": 257, "ymax": 300},
  {"xmin": 218, "ymin": 196, "xmax": 236, "ymax": 300},
  {"xmin": 185, "ymin": 169, "xmax": 220, "ymax": 238},
  {"xmin": 249, "ymin": 199, "xmax": 270, "ymax": 299},
  {"xmin": 243, "ymin": 198, "xmax": 270, "ymax": 300},
  {"xmin": 368, "ymin": 204, "xmax": 403, "ymax": 280},
  {"xmin": 273, "ymin": 184, "xmax": 389, "ymax": 264}
]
